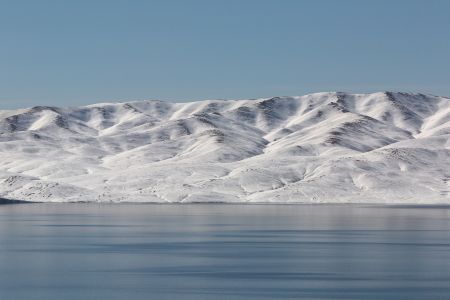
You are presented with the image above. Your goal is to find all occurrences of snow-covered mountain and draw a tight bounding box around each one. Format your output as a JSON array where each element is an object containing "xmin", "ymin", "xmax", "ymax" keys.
[{"xmin": 0, "ymin": 92, "xmax": 449, "ymax": 203}]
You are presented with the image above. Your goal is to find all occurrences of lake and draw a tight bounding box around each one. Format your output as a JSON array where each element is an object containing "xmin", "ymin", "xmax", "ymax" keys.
[{"xmin": 1, "ymin": 204, "xmax": 450, "ymax": 299}]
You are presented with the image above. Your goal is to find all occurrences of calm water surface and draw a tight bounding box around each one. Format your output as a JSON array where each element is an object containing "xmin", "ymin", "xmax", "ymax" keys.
[{"xmin": 1, "ymin": 204, "xmax": 450, "ymax": 300}]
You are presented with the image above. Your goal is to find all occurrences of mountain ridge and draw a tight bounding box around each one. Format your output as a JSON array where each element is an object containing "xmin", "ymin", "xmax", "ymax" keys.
[{"xmin": 1, "ymin": 91, "xmax": 449, "ymax": 203}]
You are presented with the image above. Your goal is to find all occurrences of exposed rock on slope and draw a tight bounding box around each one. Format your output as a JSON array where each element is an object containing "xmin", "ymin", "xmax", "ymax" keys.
[{"xmin": 0, "ymin": 92, "xmax": 449, "ymax": 203}]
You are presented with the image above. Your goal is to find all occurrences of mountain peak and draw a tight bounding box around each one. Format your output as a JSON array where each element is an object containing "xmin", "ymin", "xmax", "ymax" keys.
[{"xmin": 0, "ymin": 92, "xmax": 449, "ymax": 203}]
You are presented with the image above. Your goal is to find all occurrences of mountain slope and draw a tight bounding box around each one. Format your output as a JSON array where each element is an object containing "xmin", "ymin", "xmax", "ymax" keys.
[{"xmin": 0, "ymin": 92, "xmax": 449, "ymax": 203}]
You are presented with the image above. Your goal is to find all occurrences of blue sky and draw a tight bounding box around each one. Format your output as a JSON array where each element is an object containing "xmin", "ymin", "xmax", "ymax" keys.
[{"xmin": 1, "ymin": 0, "xmax": 449, "ymax": 108}]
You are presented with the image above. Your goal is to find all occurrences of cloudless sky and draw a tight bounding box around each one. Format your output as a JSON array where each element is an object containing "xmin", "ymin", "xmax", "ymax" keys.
[{"xmin": 1, "ymin": 0, "xmax": 449, "ymax": 109}]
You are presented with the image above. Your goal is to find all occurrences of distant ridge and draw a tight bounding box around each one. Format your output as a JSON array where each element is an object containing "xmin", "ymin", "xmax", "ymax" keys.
[{"xmin": 0, "ymin": 92, "xmax": 449, "ymax": 203}]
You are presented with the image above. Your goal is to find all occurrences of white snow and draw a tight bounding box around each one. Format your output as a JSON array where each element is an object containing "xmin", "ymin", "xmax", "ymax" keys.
[{"xmin": 0, "ymin": 92, "xmax": 449, "ymax": 203}]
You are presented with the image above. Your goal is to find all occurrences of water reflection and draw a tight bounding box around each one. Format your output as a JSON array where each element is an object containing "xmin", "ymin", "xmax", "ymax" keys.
[{"xmin": 1, "ymin": 204, "xmax": 450, "ymax": 299}]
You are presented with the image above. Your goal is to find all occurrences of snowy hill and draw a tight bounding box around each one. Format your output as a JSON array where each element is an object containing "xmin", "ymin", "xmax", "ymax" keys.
[{"xmin": 0, "ymin": 92, "xmax": 449, "ymax": 203}]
